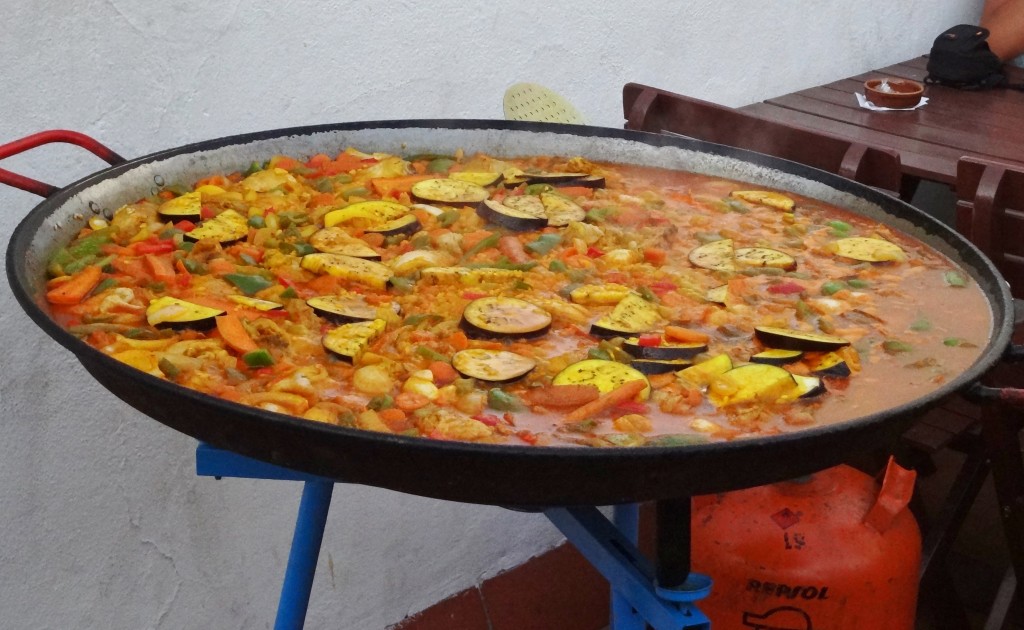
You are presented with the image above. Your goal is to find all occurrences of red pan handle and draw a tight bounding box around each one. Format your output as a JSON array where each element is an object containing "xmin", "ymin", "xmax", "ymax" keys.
[{"xmin": 0, "ymin": 130, "xmax": 126, "ymax": 198}]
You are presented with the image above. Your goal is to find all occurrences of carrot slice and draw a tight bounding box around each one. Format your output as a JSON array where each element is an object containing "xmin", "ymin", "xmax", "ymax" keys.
[
  {"xmin": 215, "ymin": 314, "xmax": 259, "ymax": 354},
  {"xmin": 45, "ymin": 266, "xmax": 103, "ymax": 305},
  {"xmin": 370, "ymin": 174, "xmax": 436, "ymax": 197},
  {"xmin": 664, "ymin": 326, "xmax": 710, "ymax": 344},
  {"xmin": 562, "ymin": 379, "xmax": 648, "ymax": 423},
  {"xmin": 144, "ymin": 254, "xmax": 176, "ymax": 283},
  {"xmin": 428, "ymin": 361, "xmax": 459, "ymax": 386},
  {"xmin": 524, "ymin": 384, "xmax": 600, "ymax": 408}
]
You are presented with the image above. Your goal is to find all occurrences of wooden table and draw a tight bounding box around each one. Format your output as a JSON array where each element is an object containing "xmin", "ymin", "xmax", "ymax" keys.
[{"xmin": 740, "ymin": 56, "xmax": 1024, "ymax": 191}]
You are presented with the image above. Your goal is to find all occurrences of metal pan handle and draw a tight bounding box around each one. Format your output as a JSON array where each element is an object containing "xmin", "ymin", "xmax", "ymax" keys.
[{"xmin": 0, "ymin": 130, "xmax": 126, "ymax": 198}]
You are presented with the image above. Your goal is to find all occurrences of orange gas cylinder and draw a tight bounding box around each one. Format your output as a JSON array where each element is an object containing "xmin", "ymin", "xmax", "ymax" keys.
[{"xmin": 691, "ymin": 457, "xmax": 920, "ymax": 630}]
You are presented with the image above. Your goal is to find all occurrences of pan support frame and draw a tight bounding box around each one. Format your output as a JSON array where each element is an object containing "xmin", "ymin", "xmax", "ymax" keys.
[{"xmin": 195, "ymin": 443, "xmax": 712, "ymax": 630}]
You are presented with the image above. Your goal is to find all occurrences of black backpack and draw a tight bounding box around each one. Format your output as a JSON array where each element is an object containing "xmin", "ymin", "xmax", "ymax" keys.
[{"xmin": 925, "ymin": 24, "xmax": 1007, "ymax": 90}]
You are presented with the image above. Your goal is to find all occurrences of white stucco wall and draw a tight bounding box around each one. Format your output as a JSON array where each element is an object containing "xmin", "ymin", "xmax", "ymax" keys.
[{"xmin": 1, "ymin": 1, "xmax": 982, "ymax": 628}]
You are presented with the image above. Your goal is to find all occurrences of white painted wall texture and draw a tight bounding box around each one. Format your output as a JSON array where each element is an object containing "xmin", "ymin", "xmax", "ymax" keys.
[{"xmin": 1, "ymin": 1, "xmax": 982, "ymax": 627}]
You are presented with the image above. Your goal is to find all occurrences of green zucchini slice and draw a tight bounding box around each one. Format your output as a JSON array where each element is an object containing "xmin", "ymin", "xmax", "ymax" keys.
[
  {"xmin": 754, "ymin": 326, "xmax": 851, "ymax": 352},
  {"xmin": 477, "ymin": 199, "xmax": 548, "ymax": 232},
  {"xmin": 630, "ymin": 358, "xmax": 693, "ymax": 375},
  {"xmin": 411, "ymin": 178, "xmax": 490, "ymax": 205},
  {"xmin": 323, "ymin": 201, "xmax": 409, "ymax": 228},
  {"xmin": 157, "ymin": 191, "xmax": 202, "ymax": 223},
  {"xmin": 322, "ymin": 319, "xmax": 386, "ymax": 363},
  {"xmin": 622, "ymin": 338, "xmax": 708, "ymax": 360},
  {"xmin": 589, "ymin": 294, "xmax": 662, "ymax": 338},
  {"xmin": 309, "ymin": 227, "xmax": 381, "ymax": 259},
  {"xmin": 146, "ymin": 296, "xmax": 224, "ymax": 330},
  {"xmin": 707, "ymin": 363, "xmax": 798, "ymax": 407},
  {"xmin": 451, "ymin": 348, "xmax": 536, "ymax": 383},
  {"xmin": 750, "ymin": 349, "xmax": 804, "ymax": 365},
  {"xmin": 460, "ymin": 297, "xmax": 552, "ymax": 339},
  {"xmin": 300, "ymin": 253, "xmax": 393, "ymax": 289},
  {"xmin": 184, "ymin": 209, "xmax": 248, "ymax": 244},
  {"xmin": 688, "ymin": 239, "xmax": 735, "ymax": 272},
  {"xmin": 540, "ymin": 192, "xmax": 586, "ymax": 226},
  {"xmin": 826, "ymin": 237, "xmax": 906, "ymax": 262},
  {"xmin": 807, "ymin": 352, "xmax": 852, "ymax": 377},
  {"xmin": 734, "ymin": 247, "xmax": 797, "ymax": 271},
  {"xmin": 552, "ymin": 359, "xmax": 650, "ymax": 400}
]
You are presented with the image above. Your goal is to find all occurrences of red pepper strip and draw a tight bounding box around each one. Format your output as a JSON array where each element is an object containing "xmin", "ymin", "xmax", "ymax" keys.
[
  {"xmin": 133, "ymin": 239, "xmax": 175, "ymax": 254},
  {"xmin": 637, "ymin": 334, "xmax": 663, "ymax": 347},
  {"xmin": 462, "ymin": 290, "xmax": 488, "ymax": 300},
  {"xmin": 586, "ymin": 246, "xmax": 604, "ymax": 258},
  {"xmin": 767, "ymin": 281, "xmax": 805, "ymax": 295},
  {"xmin": 472, "ymin": 414, "xmax": 502, "ymax": 426}
]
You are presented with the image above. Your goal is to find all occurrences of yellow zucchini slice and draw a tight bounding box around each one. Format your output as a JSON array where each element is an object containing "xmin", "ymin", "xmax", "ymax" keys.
[
  {"xmin": 788, "ymin": 373, "xmax": 827, "ymax": 399},
  {"xmin": 754, "ymin": 326, "xmax": 850, "ymax": 352},
  {"xmin": 826, "ymin": 237, "xmax": 906, "ymax": 262},
  {"xmin": 677, "ymin": 354, "xmax": 733, "ymax": 386},
  {"xmin": 227, "ymin": 295, "xmax": 284, "ymax": 311},
  {"xmin": 323, "ymin": 201, "xmax": 409, "ymax": 228},
  {"xmin": 540, "ymin": 192, "xmax": 587, "ymax": 226},
  {"xmin": 688, "ymin": 239, "xmax": 735, "ymax": 272},
  {"xmin": 552, "ymin": 359, "xmax": 650, "ymax": 400},
  {"xmin": 589, "ymin": 293, "xmax": 662, "ymax": 338},
  {"xmin": 365, "ymin": 214, "xmax": 421, "ymax": 237},
  {"xmin": 322, "ymin": 319, "xmax": 386, "ymax": 363},
  {"xmin": 451, "ymin": 348, "xmax": 536, "ymax": 382},
  {"xmin": 185, "ymin": 209, "xmax": 248, "ymax": 244},
  {"xmin": 707, "ymin": 363, "xmax": 798, "ymax": 407},
  {"xmin": 146, "ymin": 296, "xmax": 224, "ymax": 329},
  {"xmin": 734, "ymin": 247, "xmax": 797, "ymax": 271},
  {"xmin": 157, "ymin": 191, "xmax": 201, "ymax": 222},
  {"xmin": 450, "ymin": 172, "xmax": 504, "ymax": 187},
  {"xmin": 300, "ymin": 253, "xmax": 393, "ymax": 289},
  {"xmin": 411, "ymin": 178, "xmax": 490, "ymax": 204},
  {"xmin": 569, "ymin": 283, "xmax": 633, "ymax": 305},
  {"xmin": 309, "ymin": 227, "xmax": 381, "ymax": 259},
  {"xmin": 729, "ymin": 190, "xmax": 795, "ymax": 212},
  {"xmin": 460, "ymin": 296, "xmax": 552, "ymax": 339}
]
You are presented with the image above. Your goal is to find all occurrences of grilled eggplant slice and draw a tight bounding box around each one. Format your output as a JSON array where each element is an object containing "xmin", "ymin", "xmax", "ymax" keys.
[
  {"xmin": 477, "ymin": 199, "xmax": 547, "ymax": 231},
  {"xmin": 707, "ymin": 363, "xmax": 798, "ymax": 407},
  {"xmin": 228, "ymin": 295, "xmax": 284, "ymax": 311},
  {"xmin": 184, "ymin": 209, "xmax": 248, "ymax": 244},
  {"xmin": 540, "ymin": 192, "xmax": 586, "ymax": 226},
  {"xmin": 364, "ymin": 214, "xmax": 421, "ymax": 237},
  {"xmin": 630, "ymin": 358, "xmax": 692, "ymax": 374},
  {"xmin": 157, "ymin": 191, "xmax": 202, "ymax": 223},
  {"xmin": 729, "ymin": 190, "xmax": 795, "ymax": 212},
  {"xmin": 552, "ymin": 359, "xmax": 650, "ymax": 400},
  {"xmin": 309, "ymin": 227, "xmax": 382, "ymax": 259},
  {"xmin": 450, "ymin": 172, "xmax": 503, "ymax": 187},
  {"xmin": 146, "ymin": 296, "xmax": 224, "ymax": 330},
  {"xmin": 557, "ymin": 175, "xmax": 605, "ymax": 189},
  {"xmin": 411, "ymin": 178, "xmax": 490, "ymax": 205},
  {"xmin": 734, "ymin": 247, "xmax": 797, "ymax": 271},
  {"xmin": 322, "ymin": 319, "xmax": 386, "ymax": 363},
  {"xmin": 807, "ymin": 352, "xmax": 852, "ymax": 377},
  {"xmin": 790, "ymin": 373, "xmax": 827, "ymax": 399},
  {"xmin": 323, "ymin": 201, "xmax": 409, "ymax": 228},
  {"xmin": 300, "ymin": 253, "xmax": 393, "ymax": 289},
  {"xmin": 754, "ymin": 326, "xmax": 850, "ymax": 352},
  {"xmin": 589, "ymin": 294, "xmax": 662, "ymax": 338},
  {"xmin": 524, "ymin": 171, "xmax": 590, "ymax": 184},
  {"xmin": 705, "ymin": 285, "xmax": 728, "ymax": 304},
  {"xmin": 451, "ymin": 348, "xmax": 536, "ymax": 383},
  {"xmin": 826, "ymin": 237, "xmax": 906, "ymax": 263},
  {"xmin": 677, "ymin": 354, "xmax": 733, "ymax": 386},
  {"xmin": 388, "ymin": 249, "xmax": 455, "ymax": 275},
  {"xmin": 750, "ymin": 349, "xmax": 804, "ymax": 365},
  {"xmin": 307, "ymin": 295, "xmax": 380, "ymax": 323},
  {"xmin": 622, "ymin": 337, "xmax": 708, "ymax": 360},
  {"xmin": 688, "ymin": 239, "xmax": 735, "ymax": 272},
  {"xmin": 460, "ymin": 297, "xmax": 552, "ymax": 339}
]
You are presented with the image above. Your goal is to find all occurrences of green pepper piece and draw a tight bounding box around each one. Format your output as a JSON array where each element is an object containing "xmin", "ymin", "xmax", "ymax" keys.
[
  {"xmin": 248, "ymin": 215, "xmax": 266, "ymax": 228},
  {"xmin": 461, "ymin": 232, "xmax": 501, "ymax": 261},
  {"xmin": 242, "ymin": 349, "xmax": 275, "ymax": 367},
  {"xmin": 585, "ymin": 207, "xmax": 613, "ymax": 223},
  {"xmin": 548, "ymin": 260, "xmax": 568, "ymax": 273},
  {"xmin": 279, "ymin": 286, "xmax": 298, "ymax": 299},
  {"xmin": 820, "ymin": 280, "xmax": 845, "ymax": 296},
  {"xmin": 67, "ymin": 228, "xmax": 112, "ymax": 259},
  {"xmin": 427, "ymin": 158, "xmax": 456, "ymax": 173},
  {"xmin": 638, "ymin": 286, "xmax": 658, "ymax": 302},
  {"xmin": 909, "ymin": 317, "xmax": 932, "ymax": 332},
  {"xmin": 225, "ymin": 273, "xmax": 274, "ymax": 296},
  {"xmin": 312, "ymin": 178, "xmax": 334, "ymax": 193},
  {"xmin": 525, "ymin": 233, "xmax": 562, "ymax": 256},
  {"xmin": 389, "ymin": 277, "xmax": 415, "ymax": 294},
  {"xmin": 944, "ymin": 271, "xmax": 967, "ymax": 287},
  {"xmin": 438, "ymin": 209, "xmax": 460, "ymax": 228},
  {"xmin": 182, "ymin": 259, "xmax": 207, "ymax": 275},
  {"xmin": 367, "ymin": 394, "xmax": 394, "ymax": 410},
  {"xmin": 244, "ymin": 161, "xmax": 262, "ymax": 176},
  {"xmin": 487, "ymin": 388, "xmax": 524, "ymax": 412},
  {"xmin": 588, "ymin": 347, "xmax": 613, "ymax": 361},
  {"xmin": 882, "ymin": 340, "xmax": 914, "ymax": 354},
  {"xmin": 846, "ymin": 278, "xmax": 870, "ymax": 289},
  {"xmin": 292, "ymin": 243, "xmax": 315, "ymax": 257},
  {"xmin": 415, "ymin": 345, "xmax": 449, "ymax": 362},
  {"xmin": 342, "ymin": 186, "xmax": 371, "ymax": 199},
  {"xmin": 158, "ymin": 357, "xmax": 181, "ymax": 379},
  {"xmin": 88, "ymin": 277, "xmax": 118, "ymax": 297},
  {"xmin": 524, "ymin": 183, "xmax": 554, "ymax": 195}
]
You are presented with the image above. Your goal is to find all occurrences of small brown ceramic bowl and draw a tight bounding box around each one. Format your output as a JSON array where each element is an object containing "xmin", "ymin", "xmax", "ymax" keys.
[{"xmin": 864, "ymin": 78, "xmax": 924, "ymax": 108}]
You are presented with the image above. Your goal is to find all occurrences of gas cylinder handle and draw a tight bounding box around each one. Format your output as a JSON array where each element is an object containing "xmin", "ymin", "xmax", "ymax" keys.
[
  {"xmin": 0, "ymin": 130, "xmax": 126, "ymax": 198},
  {"xmin": 863, "ymin": 456, "xmax": 916, "ymax": 533}
]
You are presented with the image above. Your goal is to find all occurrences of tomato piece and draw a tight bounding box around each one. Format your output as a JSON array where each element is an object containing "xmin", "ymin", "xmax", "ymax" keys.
[
  {"xmin": 637, "ymin": 334, "xmax": 663, "ymax": 347},
  {"xmin": 133, "ymin": 239, "xmax": 175, "ymax": 255},
  {"xmin": 174, "ymin": 220, "xmax": 197, "ymax": 232}
]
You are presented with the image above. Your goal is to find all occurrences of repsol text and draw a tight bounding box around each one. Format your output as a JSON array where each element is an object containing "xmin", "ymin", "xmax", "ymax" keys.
[{"xmin": 746, "ymin": 579, "xmax": 829, "ymax": 600}]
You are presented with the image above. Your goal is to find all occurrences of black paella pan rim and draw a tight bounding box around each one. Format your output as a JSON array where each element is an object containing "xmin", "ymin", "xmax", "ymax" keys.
[{"xmin": 6, "ymin": 119, "xmax": 1015, "ymax": 507}]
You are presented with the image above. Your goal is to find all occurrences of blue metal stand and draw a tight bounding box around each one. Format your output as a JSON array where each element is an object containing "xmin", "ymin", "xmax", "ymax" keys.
[{"xmin": 195, "ymin": 444, "xmax": 711, "ymax": 630}]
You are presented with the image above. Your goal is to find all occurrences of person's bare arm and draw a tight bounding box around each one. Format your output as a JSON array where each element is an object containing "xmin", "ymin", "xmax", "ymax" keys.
[{"xmin": 982, "ymin": 0, "xmax": 1024, "ymax": 60}]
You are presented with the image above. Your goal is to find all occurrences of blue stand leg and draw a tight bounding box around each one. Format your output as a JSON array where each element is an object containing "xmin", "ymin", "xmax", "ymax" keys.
[
  {"xmin": 611, "ymin": 504, "xmax": 645, "ymax": 630},
  {"xmin": 273, "ymin": 479, "xmax": 334, "ymax": 630}
]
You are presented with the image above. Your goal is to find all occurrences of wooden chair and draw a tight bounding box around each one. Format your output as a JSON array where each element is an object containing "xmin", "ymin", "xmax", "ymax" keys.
[
  {"xmin": 956, "ymin": 156, "xmax": 1024, "ymax": 299},
  {"xmin": 622, "ymin": 82, "xmax": 905, "ymax": 197}
]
